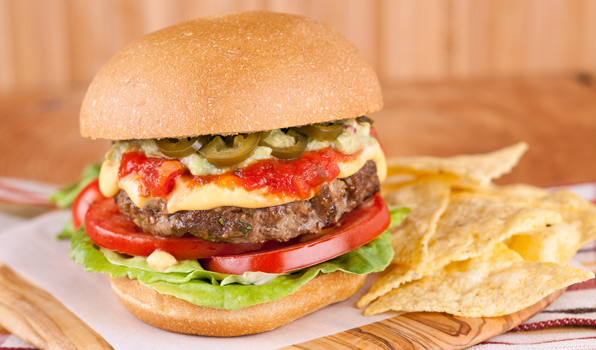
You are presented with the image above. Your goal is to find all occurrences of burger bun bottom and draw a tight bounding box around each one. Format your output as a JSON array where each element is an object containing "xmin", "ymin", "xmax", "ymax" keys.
[{"xmin": 108, "ymin": 271, "xmax": 366, "ymax": 336}]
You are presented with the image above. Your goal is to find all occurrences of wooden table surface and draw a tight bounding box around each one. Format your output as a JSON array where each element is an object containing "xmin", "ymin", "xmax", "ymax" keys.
[
  {"xmin": 0, "ymin": 75, "xmax": 595, "ymax": 349},
  {"xmin": 1, "ymin": 75, "xmax": 595, "ymax": 187}
]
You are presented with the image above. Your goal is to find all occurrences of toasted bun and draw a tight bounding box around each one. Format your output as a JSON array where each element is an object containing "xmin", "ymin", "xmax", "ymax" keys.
[
  {"xmin": 80, "ymin": 11, "xmax": 382, "ymax": 140},
  {"xmin": 109, "ymin": 271, "xmax": 366, "ymax": 336}
]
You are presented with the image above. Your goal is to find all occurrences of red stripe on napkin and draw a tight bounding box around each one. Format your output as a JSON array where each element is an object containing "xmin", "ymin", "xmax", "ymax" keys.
[
  {"xmin": 567, "ymin": 277, "xmax": 596, "ymax": 292},
  {"xmin": 483, "ymin": 335, "xmax": 596, "ymax": 346},
  {"xmin": 512, "ymin": 318, "xmax": 596, "ymax": 331}
]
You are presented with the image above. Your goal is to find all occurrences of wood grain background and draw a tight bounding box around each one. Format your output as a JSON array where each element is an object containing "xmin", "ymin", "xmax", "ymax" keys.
[
  {"xmin": 2, "ymin": 76, "xmax": 595, "ymax": 186},
  {"xmin": 1, "ymin": 0, "xmax": 596, "ymax": 91}
]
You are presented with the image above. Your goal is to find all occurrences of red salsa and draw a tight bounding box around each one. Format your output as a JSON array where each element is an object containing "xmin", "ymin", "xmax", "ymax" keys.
[
  {"xmin": 118, "ymin": 152, "xmax": 188, "ymax": 198},
  {"xmin": 118, "ymin": 148, "xmax": 359, "ymax": 199}
]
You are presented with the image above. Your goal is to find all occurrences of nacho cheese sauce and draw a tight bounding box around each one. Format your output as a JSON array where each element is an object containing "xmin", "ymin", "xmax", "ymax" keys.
[
  {"xmin": 146, "ymin": 250, "xmax": 178, "ymax": 271},
  {"xmin": 99, "ymin": 120, "xmax": 387, "ymax": 213}
]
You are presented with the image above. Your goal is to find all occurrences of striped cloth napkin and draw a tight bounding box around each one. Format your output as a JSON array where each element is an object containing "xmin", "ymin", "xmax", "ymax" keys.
[
  {"xmin": 0, "ymin": 179, "xmax": 595, "ymax": 350},
  {"xmin": 0, "ymin": 177, "xmax": 56, "ymax": 209}
]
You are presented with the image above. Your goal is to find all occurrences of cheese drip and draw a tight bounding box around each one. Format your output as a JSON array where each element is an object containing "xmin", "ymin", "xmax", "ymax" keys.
[{"xmin": 99, "ymin": 143, "xmax": 387, "ymax": 213}]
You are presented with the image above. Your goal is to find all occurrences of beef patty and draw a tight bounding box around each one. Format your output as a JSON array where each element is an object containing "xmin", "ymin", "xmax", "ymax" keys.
[{"xmin": 115, "ymin": 160, "xmax": 380, "ymax": 244}]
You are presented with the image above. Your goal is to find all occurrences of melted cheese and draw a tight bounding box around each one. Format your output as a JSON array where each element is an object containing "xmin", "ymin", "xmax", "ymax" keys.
[
  {"xmin": 99, "ymin": 143, "xmax": 387, "ymax": 213},
  {"xmin": 99, "ymin": 160, "xmax": 120, "ymax": 198},
  {"xmin": 338, "ymin": 143, "xmax": 387, "ymax": 182}
]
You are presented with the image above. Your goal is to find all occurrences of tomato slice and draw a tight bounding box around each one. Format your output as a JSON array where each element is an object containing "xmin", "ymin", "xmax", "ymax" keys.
[
  {"xmin": 201, "ymin": 194, "xmax": 390, "ymax": 274},
  {"xmin": 84, "ymin": 193, "xmax": 390, "ymax": 274},
  {"xmin": 72, "ymin": 179, "xmax": 107, "ymax": 228},
  {"xmin": 85, "ymin": 198, "xmax": 266, "ymax": 259}
]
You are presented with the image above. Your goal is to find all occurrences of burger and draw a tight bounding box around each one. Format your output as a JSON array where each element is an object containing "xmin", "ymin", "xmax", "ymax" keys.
[{"xmin": 69, "ymin": 11, "xmax": 403, "ymax": 336}]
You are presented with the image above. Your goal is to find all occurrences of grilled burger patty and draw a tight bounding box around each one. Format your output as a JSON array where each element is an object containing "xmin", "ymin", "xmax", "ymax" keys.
[{"xmin": 115, "ymin": 161, "xmax": 380, "ymax": 244}]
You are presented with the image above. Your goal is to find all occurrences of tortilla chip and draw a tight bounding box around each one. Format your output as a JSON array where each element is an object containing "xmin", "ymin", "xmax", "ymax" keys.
[
  {"xmin": 362, "ymin": 143, "xmax": 596, "ymax": 318},
  {"xmin": 479, "ymin": 183, "xmax": 549, "ymax": 201},
  {"xmin": 358, "ymin": 188, "xmax": 561, "ymax": 309},
  {"xmin": 507, "ymin": 223, "xmax": 581, "ymax": 264},
  {"xmin": 384, "ymin": 179, "xmax": 450, "ymax": 267},
  {"xmin": 479, "ymin": 187, "xmax": 596, "ymax": 246},
  {"xmin": 382, "ymin": 171, "xmax": 458, "ymax": 192},
  {"xmin": 495, "ymin": 188, "xmax": 595, "ymax": 264},
  {"xmin": 386, "ymin": 142, "xmax": 528, "ymax": 188},
  {"xmin": 539, "ymin": 191, "xmax": 596, "ymax": 246},
  {"xmin": 357, "ymin": 179, "xmax": 450, "ymax": 308},
  {"xmin": 419, "ymin": 191, "xmax": 562, "ymax": 275},
  {"xmin": 357, "ymin": 264, "xmax": 420, "ymax": 308},
  {"xmin": 365, "ymin": 243, "xmax": 594, "ymax": 317}
]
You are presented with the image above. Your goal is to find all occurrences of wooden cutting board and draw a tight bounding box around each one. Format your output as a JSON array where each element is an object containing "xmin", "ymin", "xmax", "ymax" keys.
[
  {"xmin": 284, "ymin": 290, "xmax": 564, "ymax": 349},
  {"xmin": 0, "ymin": 261, "xmax": 113, "ymax": 350}
]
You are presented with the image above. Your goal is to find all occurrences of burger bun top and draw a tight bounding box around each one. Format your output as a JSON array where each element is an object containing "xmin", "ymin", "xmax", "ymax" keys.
[{"xmin": 80, "ymin": 11, "xmax": 382, "ymax": 140}]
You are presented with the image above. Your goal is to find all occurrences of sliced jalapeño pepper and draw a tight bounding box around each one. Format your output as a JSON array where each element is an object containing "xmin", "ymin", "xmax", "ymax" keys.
[
  {"xmin": 157, "ymin": 137, "xmax": 204, "ymax": 158},
  {"xmin": 356, "ymin": 116, "xmax": 374, "ymax": 125},
  {"xmin": 297, "ymin": 122, "xmax": 343, "ymax": 141},
  {"xmin": 259, "ymin": 129, "xmax": 308, "ymax": 160},
  {"xmin": 198, "ymin": 133, "xmax": 261, "ymax": 167}
]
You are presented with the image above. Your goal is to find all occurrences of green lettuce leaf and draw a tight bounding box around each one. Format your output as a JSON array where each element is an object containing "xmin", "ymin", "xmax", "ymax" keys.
[
  {"xmin": 50, "ymin": 163, "xmax": 101, "ymax": 209},
  {"xmin": 57, "ymin": 219, "xmax": 76, "ymax": 240},
  {"xmin": 69, "ymin": 207, "xmax": 408, "ymax": 310},
  {"xmin": 389, "ymin": 206, "xmax": 410, "ymax": 228},
  {"xmin": 50, "ymin": 163, "xmax": 101, "ymax": 239}
]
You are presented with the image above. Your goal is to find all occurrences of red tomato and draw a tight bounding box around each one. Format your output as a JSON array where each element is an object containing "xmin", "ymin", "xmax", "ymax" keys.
[
  {"xmin": 84, "ymin": 194, "xmax": 389, "ymax": 274},
  {"xmin": 370, "ymin": 126, "xmax": 378, "ymax": 139},
  {"xmin": 84, "ymin": 198, "xmax": 267, "ymax": 259},
  {"xmin": 72, "ymin": 179, "xmax": 107, "ymax": 228},
  {"xmin": 202, "ymin": 194, "xmax": 390, "ymax": 274}
]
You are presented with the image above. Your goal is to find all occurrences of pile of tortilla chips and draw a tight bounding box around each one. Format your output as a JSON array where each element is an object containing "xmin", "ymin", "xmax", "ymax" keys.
[{"xmin": 358, "ymin": 142, "xmax": 596, "ymax": 317}]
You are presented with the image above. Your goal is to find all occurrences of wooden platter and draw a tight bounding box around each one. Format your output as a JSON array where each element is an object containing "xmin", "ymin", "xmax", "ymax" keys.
[
  {"xmin": 284, "ymin": 290, "xmax": 564, "ymax": 349},
  {"xmin": 0, "ymin": 261, "xmax": 113, "ymax": 350}
]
